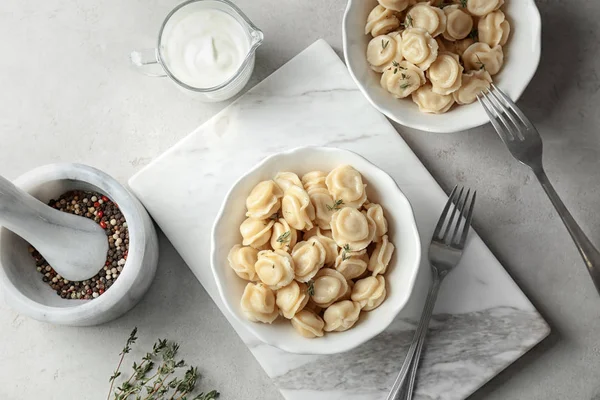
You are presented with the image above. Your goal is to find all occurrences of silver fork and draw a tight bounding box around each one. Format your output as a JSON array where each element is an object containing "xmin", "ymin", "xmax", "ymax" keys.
[
  {"xmin": 478, "ymin": 85, "xmax": 600, "ymax": 295},
  {"xmin": 387, "ymin": 186, "xmax": 476, "ymax": 400}
]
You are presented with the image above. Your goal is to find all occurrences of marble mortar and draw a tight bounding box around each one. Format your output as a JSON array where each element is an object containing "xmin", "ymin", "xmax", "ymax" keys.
[{"xmin": 0, "ymin": 163, "xmax": 159, "ymax": 326}]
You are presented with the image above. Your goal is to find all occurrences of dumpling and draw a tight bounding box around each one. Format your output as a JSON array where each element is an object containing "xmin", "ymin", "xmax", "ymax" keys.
[
  {"xmin": 307, "ymin": 187, "xmax": 336, "ymax": 230},
  {"xmin": 270, "ymin": 218, "xmax": 298, "ymax": 252},
  {"xmin": 245, "ymin": 180, "xmax": 283, "ymax": 219},
  {"xmin": 427, "ymin": 52, "xmax": 463, "ymax": 95},
  {"xmin": 466, "ymin": 0, "xmax": 504, "ymax": 17},
  {"xmin": 227, "ymin": 245, "xmax": 259, "ymax": 281},
  {"xmin": 274, "ymin": 172, "xmax": 302, "ymax": 192},
  {"xmin": 437, "ymin": 36, "xmax": 474, "ymax": 57},
  {"xmin": 301, "ymin": 171, "xmax": 327, "ymax": 192},
  {"xmin": 406, "ymin": 3, "xmax": 447, "ymax": 38},
  {"xmin": 276, "ymin": 280, "xmax": 309, "ymax": 319},
  {"xmin": 462, "ymin": 42, "xmax": 504, "ymax": 75},
  {"xmin": 326, "ymin": 165, "xmax": 368, "ymax": 209},
  {"xmin": 323, "ymin": 300, "xmax": 362, "ymax": 332},
  {"xmin": 367, "ymin": 34, "xmax": 401, "ymax": 73},
  {"xmin": 311, "ymin": 268, "xmax": 349, "ymax": 308},
  {"xmin": 452, "ymin": 69, "xmax": 492, "ymax": 105},
  {"xmin": 368, "ymin": 235, "xmax": 395, "ymax": 276},
  {"xmin": 364, "ymin": 203, "xmax": 388, "ymax": 240},
  {"xmin": 282, "ymin": 185, "xmax": 316, "ymax": 231},
  {"xmin": 365, "ymin": 5, "xmax": 401, "ymax": 37},
  {"xmin": 352, "ymin": 276, "xmax": 387, "ymax": 311},
  {"xmin": 331, "ymin": 208, "xmax": 376, "ymax": 251},
  {"xmin": 240, "ymin": 282, "xmax": 279, "ymax": 323},
  {"xmin": 307, "ymin": 232, "xmax": 338, "ymax": 267},
  {"xmin": 442, "ymin": 5, "xmax": 473, "ymax": 41},
  {"xmin": 240, "ymin": 217, "xmax": 274, "ymax": 249},
  {"xmin": 291, "ymin": 240, "xmax": 326, "ymax": 282},
  {"xmin": 412, "ymin": 83, "xmax": 455, "ymax": 114},
  {"xmin": 291, "ymin": 310, "xmax": 325, "ymax": 338},
  {"xmin": 478, "ymin": 10, "xmax": 510, "ymax": 47},
  {"xmin": 378, "ymin": 0, "xmax": 413, "ymax": 12},
  {"xmin": 401, "ymin": 28, "xmax": 439, "ymax": 71},
  {"xmin": 255, "ymin": 249, "xmax": 295, "ymax": 290},
  {"xmin": 380, "ymin": 61, "xmax": 426, "ymax": 99},
  {"xmin": 335, "ymin": 249, "xmax": 369, "ymax": 280}
]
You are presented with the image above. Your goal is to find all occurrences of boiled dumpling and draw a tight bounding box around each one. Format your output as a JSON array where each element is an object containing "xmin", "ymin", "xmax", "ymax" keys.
[
  {"xmin": 274, "ymin": 172, "xmax": 302, "ymax": 192},
  {"xmin": 307, "ymin": 187, "xmax": 336, "ymax": 230},
  {"xmin": 306, "ymin": 232, "xmax": 338, "ymax": 267},
  {"xmin": 406, "ymin": 3, "xmax": 447, "ymax": 38},
  {"xmin": 462, "ymin": 42, "xmax": 504, "ymax": 75},
  {"xmin": 352, "ymin": 275, "xmax": 387, "ymax": 311},
  {"xmin": 255, "ymin": 249, "xmax": 295, "ymax": 290},
  {"xmin": 364, "ymin": 203, "xmax": 388, "ymax": 241},
  {"xmin": 427, "ymin": 52, "xmax": 463, "ymax": 95},
  {"xmin": 367, "ymin": 34, "xmax": 398, "ymax": 73},
  {"xmin": 452, "ymin": 69, "xmax": 493, "ymax": 105},
  {"xmin": 412, "ymin": 83, "xmax": 455, "ymax": 114},
  {"xmin": 368, "ymin": 235, "xmax": 395, "ymax": 276},
  {"xmin": 365, "ymin": 5, "xmax": 401, "ymax": 37},
  {"xmin": 478, "ymin": 10, "xmax": 510, "ymax": 48},
  {"xmin": 380, "ymin": 61, "xmax": 426, "ymax": 99},
  {"xmin": 467, "ymin": 0, "xmax": 504, "ymax": 17},
  {"xmin": 291, "ymin": 310, "xmax": 325, "ymax": 338},
  {"xmin": 270, "ymin": 218, "xmax": 298, "ymax": 252},
  {"xmin": 301, "ymin": 171, "xmax": 327, "ymax": 192},
  {"xmin": 335, "ymin": 249, "xmax": 369, "ymax": 280},
  {"xmin": 323, "ymin": 300, "xmax": 362, "ymax": 332},
  {"xmin": 245, "ymin": 180, "xmax": 283, "ymax": 219},
  {"xmin": 401, "ymin": 28, "xmax": 439, "ymax": 71},
  {"xmin": 227, "ymin": 245, "xmax": 259, "ymax": 281},
  {"xmin": 442, "ymin": 5, "xmax": 473, "ymax": 41},
  {"xmin": 282, "ymin": 185, "xmax": 316, "ymax": 231},
  {"xmin": 240, "ymin": 217, "xmax": 274, "ymax": 249},
  {"xmin": 378, "ymin": 0, "xmax": 413, "ymax": 12},
  {"xmin": 331, "ymin": 208, "xmax": 376, "ymax": 251},
  {"xmin": 311, "ymin": 268, "xmax": 349, "ymax": 308},
  {"xmin": 291, "ymin": 240, "xmax": 326, "ymax": 282},
  {"xmin": 325, "ymin": 165, "xmax": 367, "ymax": 209},
  {"xmin": 276, "ymin": 280, "xmax": 309, "ymax": 319},
  {"xmin": 241, "ymin": 282, "xmax": 279, "ymax": 323}
]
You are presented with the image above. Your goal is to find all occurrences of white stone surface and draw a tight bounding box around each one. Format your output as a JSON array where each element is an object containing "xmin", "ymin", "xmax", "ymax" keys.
[{"xmin": 1, "ymin": 1, "xmax": 600, "ymax": 400}]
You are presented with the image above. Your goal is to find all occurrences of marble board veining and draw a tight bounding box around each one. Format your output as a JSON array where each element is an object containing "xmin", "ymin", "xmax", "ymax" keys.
[{"xmin": 128, "ymin": 40, "xmax": 549, "ymax": 400}]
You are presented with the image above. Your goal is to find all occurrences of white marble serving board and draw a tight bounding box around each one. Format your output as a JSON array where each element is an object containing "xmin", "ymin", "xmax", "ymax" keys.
[{"xmin": 128, "ymin": 40, "xmax": 549, "ymax": 400}]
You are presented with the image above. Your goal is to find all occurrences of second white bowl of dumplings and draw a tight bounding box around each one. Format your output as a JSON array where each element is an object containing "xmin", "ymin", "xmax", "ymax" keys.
[
  {"xmin": 211, "ymin": 147, "xmax": 421, "ymax": 354},
  {"xmin": 343, "ymin": 0, "xmax": 541, "ymax": 133}
]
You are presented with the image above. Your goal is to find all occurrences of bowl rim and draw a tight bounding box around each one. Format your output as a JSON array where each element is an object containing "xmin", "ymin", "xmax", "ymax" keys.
[
  {"xmin": 210, "ymin": 146, "xmax": 422, "ymax": 354},
  {"xmin": 0, "ymin": 163, "xmax": 148, "ymax": 323},
  {"xmin": 342, "ymin": 0, "xmax": 542, "ymax": 133}
]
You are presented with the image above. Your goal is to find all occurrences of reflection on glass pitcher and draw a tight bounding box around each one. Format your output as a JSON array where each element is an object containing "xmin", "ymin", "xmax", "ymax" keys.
[{"xmin": 131, "ymin": 0, "xmax": 263, "ymax": 102}]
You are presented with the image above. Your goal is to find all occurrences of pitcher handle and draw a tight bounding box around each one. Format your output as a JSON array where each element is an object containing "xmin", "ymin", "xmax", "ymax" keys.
[{"xmin": 130, "ymin": 48, "xmax": 167, "ymax": 77}]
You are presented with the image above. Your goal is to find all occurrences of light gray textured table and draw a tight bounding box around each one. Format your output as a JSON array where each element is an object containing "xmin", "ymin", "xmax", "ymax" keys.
[{"xmin": 0, "ymin": 1, "xmax": 598, "ymax": 399}]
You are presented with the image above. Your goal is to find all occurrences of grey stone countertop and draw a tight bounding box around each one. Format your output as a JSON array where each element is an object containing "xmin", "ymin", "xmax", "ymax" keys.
[{"xmin": 0, "ymin": 0, "xmax": 599, "ymax": 399}]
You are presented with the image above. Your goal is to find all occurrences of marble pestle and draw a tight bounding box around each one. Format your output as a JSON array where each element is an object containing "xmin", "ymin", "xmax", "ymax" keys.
[{"xmin": 0, "ymin": 175, "xmax": 108, "ymax": 281}]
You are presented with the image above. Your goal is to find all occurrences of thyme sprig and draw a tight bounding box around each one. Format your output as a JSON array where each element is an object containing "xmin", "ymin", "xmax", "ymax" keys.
[{"xmin": 326, "ymin": 199, "xmax": 344, "ymax": 211}]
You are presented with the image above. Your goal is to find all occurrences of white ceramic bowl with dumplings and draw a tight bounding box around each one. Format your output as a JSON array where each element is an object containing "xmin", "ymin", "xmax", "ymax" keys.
[
  {"xmin": 211, "ymin": 147, "xmax": 421, "ymax": 354},
  {"xmin": 343, "ymin": 0, "xmax": 541, "ymax": 133}
]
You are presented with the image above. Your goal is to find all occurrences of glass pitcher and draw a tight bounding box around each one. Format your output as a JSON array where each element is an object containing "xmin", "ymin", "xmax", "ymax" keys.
[{"xmin": 131, "ymin": 0, "xmax": 263, "ymax": 102}]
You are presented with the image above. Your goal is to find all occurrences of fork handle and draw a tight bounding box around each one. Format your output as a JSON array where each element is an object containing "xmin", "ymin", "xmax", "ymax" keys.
[
  {"xmin": 386, "ymin": 274, "xmax": 442, "ymax": 400},
  {"xmin": 536, "ymin": 170, "xmax": 600, "ymax": 294}
]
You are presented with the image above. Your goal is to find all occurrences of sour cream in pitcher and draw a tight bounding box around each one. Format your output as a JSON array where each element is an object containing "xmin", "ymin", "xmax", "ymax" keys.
[{"xmin": 161, "ymin": 8, "xmax": 250, "ymax": 88}]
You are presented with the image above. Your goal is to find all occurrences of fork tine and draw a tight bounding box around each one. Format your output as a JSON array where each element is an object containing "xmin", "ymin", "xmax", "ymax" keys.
[
  {"xmin": 487, "ymin": 89, "xmax": 525, "ymax": 141},
  {"xmin": 441, "ymin": 187, "xmax": 465, "ymax": 243},
  {"xmin": 451, "ymin": 189, "xmax": 471, "ymax": 245},
  {"xmin": 481, "ymin": 90, "xmax": 520, "ymax": 141},
  {"xmin": 478, "ymin": 94, "xmax": 511, "ymax": 144},
  {"xmin": 432, "ymin": 186, "xmax": 458, "ymax": 240},
  {"xmin": 458, "ymin": 191, "xmax": 476, "ymax": 248},
  {"xmin": 490, "ymin": 84, "xmax": 535, "ymax": 131}
]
